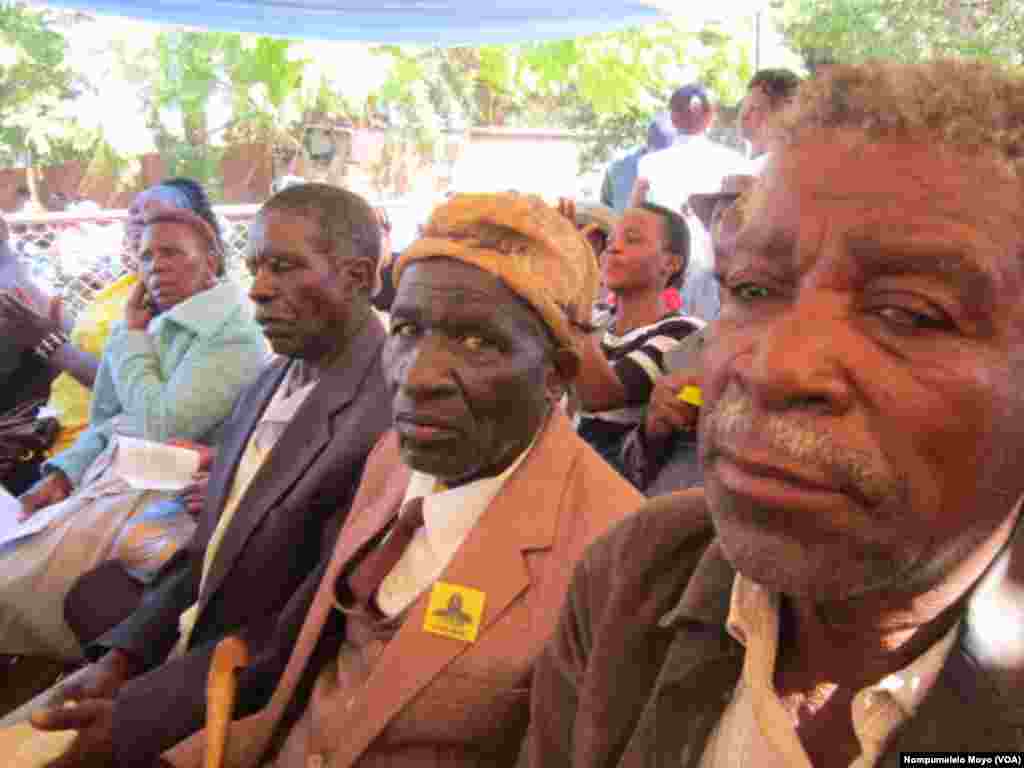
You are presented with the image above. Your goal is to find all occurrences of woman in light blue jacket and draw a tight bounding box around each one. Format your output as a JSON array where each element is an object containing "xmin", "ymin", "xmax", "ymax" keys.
[{"xmin": 0, "ymin": 208, "xmax": 266, "ymax": 660}]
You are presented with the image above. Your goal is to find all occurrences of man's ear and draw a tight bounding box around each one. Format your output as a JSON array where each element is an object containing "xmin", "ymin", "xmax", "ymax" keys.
[
  {"xmin": 663, "ymin": 249, "xmax": 682, "ymax": 284},
  {"xmin": 546, "ymin": 346, "xmax": 580, "ymax": 401},
  {"xmin": 701, "ymin": 106, "xmax": 716, "ymax": 132},
  {"xmin": 204, "ymin": 250, "xmax": 220, "ymax": 285}
]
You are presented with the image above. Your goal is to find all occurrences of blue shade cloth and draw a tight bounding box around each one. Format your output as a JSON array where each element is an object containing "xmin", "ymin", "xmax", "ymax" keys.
[{"xmin": 39, "ymin": 1, "xmax": 665, "ymax": 44}]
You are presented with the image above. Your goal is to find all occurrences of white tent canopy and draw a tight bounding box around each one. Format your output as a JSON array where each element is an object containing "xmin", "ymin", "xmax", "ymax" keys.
[{"xmin": 40, "ymin": 1, "xmax": 671, "ymax": 44}]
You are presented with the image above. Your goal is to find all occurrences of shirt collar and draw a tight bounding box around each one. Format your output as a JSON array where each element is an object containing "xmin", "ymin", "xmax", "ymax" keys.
[
  {"xmin": 723, "ymin": 572, "xmax": 961, "ymax": 759},
  {"xmin": 401, "ymin": 437, "xmax": 538, "ymax": 566},
  {"xmin": 659, "ymin": 497, "xmax": 1024, "ymax": 637},
  {"xmin": 148, "ymin": 280, "xmax": 245, "ymax": 337},
  {"xmin": 260, "ymin": 361, "xmax": 318, "ymax": 426},
  {"xmin": 669, "ymin": 132, "xmax": 708, "ymax": 148},
  {"xmin": 962, "ymin": 496, "xmax": 1024, "ymax": 697},
  {"xmin": 658, "ymin": 536, "xmax": 735, "ymax": 629},
  {"xmin": 855, "ymin": 619, "xmax": 960, "ymax": 721}
]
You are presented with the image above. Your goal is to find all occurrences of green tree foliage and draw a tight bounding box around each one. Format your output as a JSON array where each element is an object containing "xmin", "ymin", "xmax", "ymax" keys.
[
  {"xmin": 147, "ymin": 30, "xmax": 355, "ymax": 193},
  {"xmin": 570, "ymin": 22, "xmax": 755, "ymax": 172},
  {"xmin": 374, "ymin": 19, "xmax": 754, "ymax": 175},
  {"xmin": 146, "ymin": 32, "xmax": 293, "ymax": 193},
  {"xmin": 777, "ymin": 0, "xmax": 1024, "ymax": 69},
  {"xmin": 1, "ymin": 10, "xmax": 757, "ymax": 199},
  {"xmin": 0, "ymin": 3, "xmax": 96, "ymax": 200}
]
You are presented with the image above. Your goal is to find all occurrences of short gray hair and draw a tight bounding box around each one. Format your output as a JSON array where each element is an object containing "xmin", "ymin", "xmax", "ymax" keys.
[
  {"xmin": 776, "ymin": 59, "xmax": 1024, "ymax": 178},
  {"xmin": 261, "ymin": 182, "xmax": 381, "ymax": 268}
]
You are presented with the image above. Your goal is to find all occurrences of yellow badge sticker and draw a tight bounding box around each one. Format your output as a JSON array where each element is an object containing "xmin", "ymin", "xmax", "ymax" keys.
[
  {"xmin": 677, "ymin": 385, "xmax": 703, "ymax": 407},
  {"xmin": 423, "ymin": 581, "xmax": 486, "ymax": 643}
]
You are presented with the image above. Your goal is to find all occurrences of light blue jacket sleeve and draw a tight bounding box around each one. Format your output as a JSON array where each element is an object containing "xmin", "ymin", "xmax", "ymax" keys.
[
  {"xmin": 45, "ymin": 346, "xmax": 122, "ymax": 486},
  {"xmin": 104, "ymin": 319, "xmax": 265, "ymax": 447},
  {"xmin": 45, "ymin": 298, "xmax": 266, "ymax": 487}
]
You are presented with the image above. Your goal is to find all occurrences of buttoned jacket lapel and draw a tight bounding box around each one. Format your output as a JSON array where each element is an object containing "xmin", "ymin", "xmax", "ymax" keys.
[
  {"xmin": 324, "ymin": 412, "xmax": 574, "ymax": 768},
  {"xmin": 197, "ymin": 319, "xmax": 387, "ymax": 615},
  {"xmin": 635, "ymin": 627, "xmax": 1024, "ymax": 768},
  {"xmin": 884, "ymin": 526, "xmax": 1024, "ymax": 758},
  {"xmin": 617, "ymin": 523, "xmax": 1024, "ymax": 767},
  {"xmin": 618, "ymin": 540, "xmax": 742, "ymax": 768},
  {"xmin": 229, "ymin": 432, "xmax": 412, "ymax": 766},
  {"xmin": 206, "ymin": 412, "xmax": 574, "ymax": 768},
  {"xmin": 159, "ymin": 432, "xmax": 412, "ymax": 768},
  {"xmin": 884, "ymin": 644, "xmax": 1024, "ymax": 759}
]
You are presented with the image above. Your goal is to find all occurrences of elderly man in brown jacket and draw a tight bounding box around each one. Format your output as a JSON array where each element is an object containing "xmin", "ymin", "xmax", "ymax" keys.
[
  {"xmin": 521, "ymin": 59, "xmax": 1024, "ymax": 767},
  {"xmin": 160, "ymin": 192, "xmax": 643, "ymax": 768}
]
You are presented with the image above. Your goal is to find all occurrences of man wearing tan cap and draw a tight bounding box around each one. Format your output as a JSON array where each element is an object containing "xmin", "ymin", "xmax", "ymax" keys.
[{"xmin": 158, "ymin": 192, "xmax": 643, "ymax": 768}]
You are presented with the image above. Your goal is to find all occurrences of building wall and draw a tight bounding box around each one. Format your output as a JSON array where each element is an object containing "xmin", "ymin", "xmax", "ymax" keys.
[{"xmin": 1, "ymin": 130, "xmax": 590, "ymax": 213}]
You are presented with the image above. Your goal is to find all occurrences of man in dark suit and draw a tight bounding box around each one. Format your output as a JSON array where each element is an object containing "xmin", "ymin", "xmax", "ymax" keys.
[{"xmin": 11, "ymin": 183, "xmax": 392, "ymax": 767}]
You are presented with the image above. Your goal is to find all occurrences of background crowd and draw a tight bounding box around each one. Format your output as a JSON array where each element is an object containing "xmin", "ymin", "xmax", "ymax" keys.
[{"xmin": 0, "ymin": 54, "xmax": 1021, "ymax": 768}]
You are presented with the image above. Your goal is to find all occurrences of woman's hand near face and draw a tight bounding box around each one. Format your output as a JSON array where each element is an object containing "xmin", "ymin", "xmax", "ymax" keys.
[{"xmin": 124, "ymin": 280, "xmax": 154, "ymax": 331}]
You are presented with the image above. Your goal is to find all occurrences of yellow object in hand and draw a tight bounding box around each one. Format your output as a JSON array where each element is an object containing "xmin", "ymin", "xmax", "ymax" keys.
[{"xmin": 677, "ymin": 385, "xmax": 703, "ymax": 407}]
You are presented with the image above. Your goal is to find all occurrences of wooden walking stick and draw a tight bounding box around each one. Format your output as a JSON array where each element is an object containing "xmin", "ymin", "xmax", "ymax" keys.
[{"xmin": 205, "ymin": 636, "xmax": 249, "ymax": 768}]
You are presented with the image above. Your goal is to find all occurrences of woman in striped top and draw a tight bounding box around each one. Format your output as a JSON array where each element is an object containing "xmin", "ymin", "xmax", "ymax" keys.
[{"xmin": 574, "ymin": 203, "xmax": 702, "ymax": 471}]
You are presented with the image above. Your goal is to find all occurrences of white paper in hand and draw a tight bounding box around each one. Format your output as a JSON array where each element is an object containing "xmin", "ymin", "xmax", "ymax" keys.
[
  {"xmin": 0, "ymin": 485, "xmax": 21, "ymax": 538},
  {"xmin": 115, "ymin": 436, "xmax": 200, "ymax": 491},
  {"xmin": 0, "ymin": 485, "xmax": 70, "ymax": 549}
]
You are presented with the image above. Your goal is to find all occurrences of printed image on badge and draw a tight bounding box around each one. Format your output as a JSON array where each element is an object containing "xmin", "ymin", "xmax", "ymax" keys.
[{"xmin": 423, "ymin": 581, "xmax": 486, "ymax": 643}]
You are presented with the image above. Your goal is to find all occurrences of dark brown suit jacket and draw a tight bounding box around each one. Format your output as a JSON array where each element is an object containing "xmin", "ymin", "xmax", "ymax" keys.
[
  {"xmin": 522, "ymin": 489, "xmax": 1024, "ymax": 767},
  {"xmin": 94, "ymin": 317, "xmax": 392, "ymax": 768}
]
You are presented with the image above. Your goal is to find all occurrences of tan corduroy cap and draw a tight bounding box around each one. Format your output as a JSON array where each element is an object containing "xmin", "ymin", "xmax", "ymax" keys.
[{"xmin": 396, "ymin": 192, "xmax": 600, "ymax": 351}]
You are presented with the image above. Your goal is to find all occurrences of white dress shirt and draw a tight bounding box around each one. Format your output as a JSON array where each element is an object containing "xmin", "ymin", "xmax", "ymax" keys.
[
  {"xmin": 174, "ymin": 361, "xmax": 317, "ymax": 655},
  {"xmin": 698, "ymin": 574, "xmax": 960, "ymax": 768},
  {"xmin": 375, "ymin": 441, "xmax": 535, "ymax": 617},
  {"xmin": 637, "ymin": 134, "xmax": 750, "ymax": 214}
]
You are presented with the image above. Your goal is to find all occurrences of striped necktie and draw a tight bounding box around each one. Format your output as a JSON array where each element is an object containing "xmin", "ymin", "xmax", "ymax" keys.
[{"xmin": 347, "ymin": 496, "xmax": 426, "ymax": 612}]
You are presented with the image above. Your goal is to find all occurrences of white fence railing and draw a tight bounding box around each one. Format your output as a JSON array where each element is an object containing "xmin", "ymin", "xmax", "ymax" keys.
[{"xmin": 6, "ymin": 205, "xmax": 262, "ymax": 321}]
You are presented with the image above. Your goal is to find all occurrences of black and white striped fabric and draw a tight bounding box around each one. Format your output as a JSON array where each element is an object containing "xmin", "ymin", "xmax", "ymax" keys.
[{"xmin": 577, "ymin": 313, "xmax": 703, "ymax": 469}]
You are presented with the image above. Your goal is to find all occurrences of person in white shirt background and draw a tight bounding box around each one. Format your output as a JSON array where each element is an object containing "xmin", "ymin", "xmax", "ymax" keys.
[
  {"xmin": 738, "ymin": 68, "xmax": 801, "ymax": 176},
  {"xmin": 630, "ymin": 83, "xmax": 749, "ymax": 322}
]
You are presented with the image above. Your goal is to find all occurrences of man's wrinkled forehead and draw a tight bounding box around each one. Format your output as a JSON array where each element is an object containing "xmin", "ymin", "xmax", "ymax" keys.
[
  {"xmin": 248, "ymin": 209, "xmax": 313, "ymax": 253},
  {"xmin": 396, "ymin": 258, "xmax": 551, "ymax": 340},
  {"xmin": 398, "ymin": 259, "xmax": 514, "ymax": 312},
  {"xmin": 139, "ymin": 224, "xmax": 201, "ymax": 266},
  {"xmin": 731, "ymin": 138, "xmax": 1024, "ymax": 282}
]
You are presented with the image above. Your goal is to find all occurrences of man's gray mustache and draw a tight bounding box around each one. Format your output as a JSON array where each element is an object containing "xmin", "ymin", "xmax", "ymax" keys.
[{"xmin": 702, "ymin": 393, "xmax": 897, "ymax": 507}]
